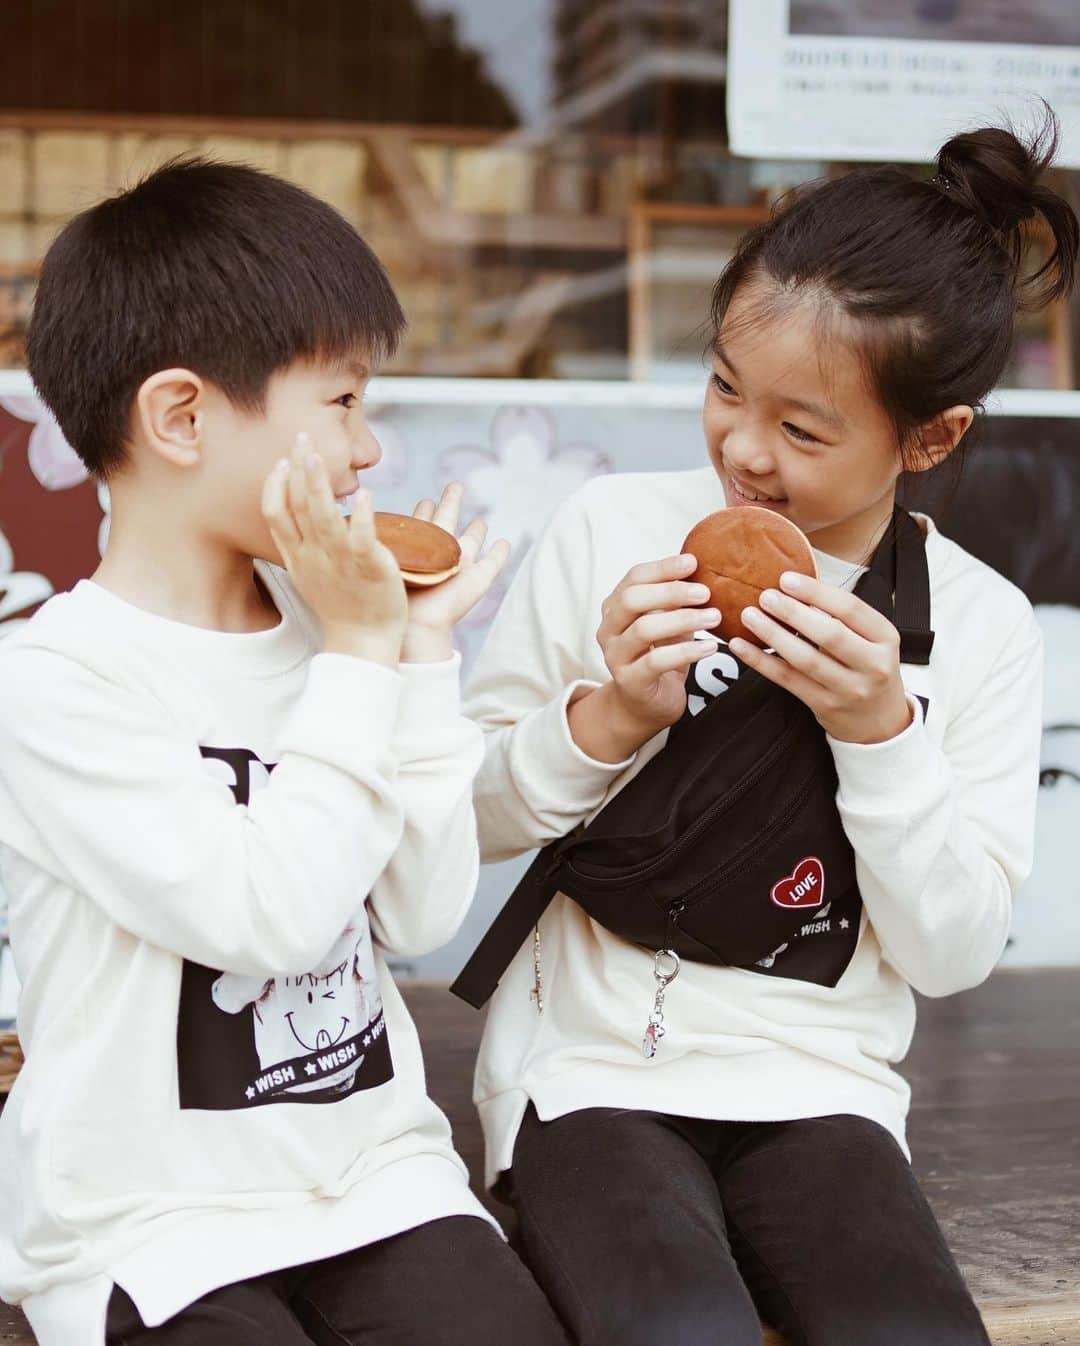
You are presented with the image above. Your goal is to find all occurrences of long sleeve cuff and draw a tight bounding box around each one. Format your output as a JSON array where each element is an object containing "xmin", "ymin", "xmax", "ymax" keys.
[
  {"xmin": 278, "ymin": 652, "xmax": 402, "ymax": 774},
  {"xmin": 828, "ymin": 696, "xmax": 947, "ymax": 824},
  {"xmin": 394, "ymin": 652, "xmax": 467, "ymax": 753},
  {"xmin": 508, "ymin": 679, "xmax": 637, "ymax": 813}
]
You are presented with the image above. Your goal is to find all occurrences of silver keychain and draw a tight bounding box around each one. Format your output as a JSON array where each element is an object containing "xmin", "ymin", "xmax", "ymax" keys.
[
  {"xmin": 530, "ymin": 924, "xmax": 544, "ymax": 1015},
  {"xmin": 642, "ymin": 949, "xmax": 680, "ymax": 1059}
]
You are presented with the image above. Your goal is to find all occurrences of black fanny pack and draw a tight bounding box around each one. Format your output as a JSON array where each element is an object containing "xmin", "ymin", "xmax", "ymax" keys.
[{"xmin": 452, "ymin": 506, "xmax": 933, "ymax": 1011}]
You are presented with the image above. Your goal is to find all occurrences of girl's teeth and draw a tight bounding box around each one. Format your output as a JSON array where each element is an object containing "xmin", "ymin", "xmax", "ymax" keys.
[{"xmin": 335, "ymin": 497, "xmax": 353, "ymax": 517}]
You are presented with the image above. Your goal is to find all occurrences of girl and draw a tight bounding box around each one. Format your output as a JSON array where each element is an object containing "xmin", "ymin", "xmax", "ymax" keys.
[{"xmin": 457, "ymin": 117, "xmax": 1078, "ymax": 1346}]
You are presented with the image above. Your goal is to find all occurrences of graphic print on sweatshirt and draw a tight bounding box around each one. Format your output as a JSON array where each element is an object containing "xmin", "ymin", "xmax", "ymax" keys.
[
  {"xmin": 685, "ymin": 639, "xmax": 929, "ymax": 722},
  {"xmin": 685, "ymin": 641, "xmax": 742, "ymax": 717},
  {"xmin": 176, "ymin": 745, "xmax": 393, "ymax": 1110}
]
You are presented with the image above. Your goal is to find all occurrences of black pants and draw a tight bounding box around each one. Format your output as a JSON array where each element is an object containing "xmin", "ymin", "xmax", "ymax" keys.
[
  {"xmin": 105, "ymin": 1215, "xmax": 568, "ymax": 1345},
  {"xmin": 509, "ymin": 1105, "xmax": 991, "ymax": 1346}
]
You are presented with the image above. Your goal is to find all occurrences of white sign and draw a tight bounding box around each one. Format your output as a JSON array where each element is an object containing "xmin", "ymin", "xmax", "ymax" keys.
[{"xmin": 728, "ymin": 0, "xmax": 1080, "ymax": 166}]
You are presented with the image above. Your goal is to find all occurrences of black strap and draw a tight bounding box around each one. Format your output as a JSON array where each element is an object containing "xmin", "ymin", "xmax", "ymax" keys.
[
  {"xmin": 858, "ymin": 507, "xmax": 934, "ymax": 666},
  {"xmin": 893, "ymin": 509, "xmax": 935, "ymax": 665},
  {"xmin": 450, "ymin": 507, "xmax": 934, "ymax": 1009},
  {"xmin": 450, "ymin": 846, "xmax": 562, "ymax": 1009}
]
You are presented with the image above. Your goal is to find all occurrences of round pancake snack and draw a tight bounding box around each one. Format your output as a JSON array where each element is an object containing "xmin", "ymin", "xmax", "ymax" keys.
[
  {"xmin": 374, "ymin": 512, "xmax": 462, "ymax": 588},
  {"xmin": 681, "ymin": 507, "xmax": 817, "ymax": 647}
]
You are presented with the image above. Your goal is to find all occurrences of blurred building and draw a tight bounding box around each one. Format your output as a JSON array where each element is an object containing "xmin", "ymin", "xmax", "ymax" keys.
[
  {"xmin": 0, "ymin": 0, "xmax": 517, "ymax": 127},
  {"xmin": 553, "ymin": 0, "xmax": 727, "ymax": 133},
  {"xmin": 0, "ymin": 0, "xmax": 1076, "ymax": 384}
]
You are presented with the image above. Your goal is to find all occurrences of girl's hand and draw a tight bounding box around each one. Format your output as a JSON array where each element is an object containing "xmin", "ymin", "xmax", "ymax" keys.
[
  {"xmin": 592, "ymin": 555, "xmax": 720, "ymax": 738},
  {"xmin": 263, "ymin": 434, "xmax": 407, "ymax": 667},
  {"xmin": 730, "ymin": 571, "xmax": 913, "ymax": 745},
  {"xmin": 400, "ymin": 483, "xmax": 510, "ymax": 662}
]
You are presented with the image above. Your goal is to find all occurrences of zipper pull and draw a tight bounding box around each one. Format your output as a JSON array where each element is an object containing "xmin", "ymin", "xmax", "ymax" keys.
[{"xmin": 666, "ymin": 900, "xmax": 687, "ymax": 948}]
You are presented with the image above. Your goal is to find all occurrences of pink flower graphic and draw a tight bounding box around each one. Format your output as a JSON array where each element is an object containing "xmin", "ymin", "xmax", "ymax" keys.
[
  {"xmin": 0, "ymin": 391, "xmax": 111, "ymax": 557},
  {"xmin": 452, "ymin": 568, "xmax": 511, "ymax": 650},
  {"xmin": 438, "ymin": 407, "xmax": 611, "ymax": 561},
  {"xmin": 0, "ymin": 395, "xmax": 88, "ymax": 491},
  {"xmin": 97, "ymin": 482, "xmax": 112, "ymax": 556}
]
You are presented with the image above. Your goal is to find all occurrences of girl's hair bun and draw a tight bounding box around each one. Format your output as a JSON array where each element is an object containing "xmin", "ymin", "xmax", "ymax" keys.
[
  {"xmin": 934, "ymin": 108, "xmax": 1078, "ymax": 305},
  {"xmin": 708, "ymin": 104, "xmax": 1079, "ymax": 464}
]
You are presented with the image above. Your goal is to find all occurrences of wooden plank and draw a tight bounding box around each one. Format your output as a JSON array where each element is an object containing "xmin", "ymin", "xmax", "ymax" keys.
[
  {"xmin": 0, "ymin": 1301, "xmax": 31, "ymax": 1342},
  {"xmin": 982, "ymin": 1303, "xmax": 1080, "ymax": 1346}
]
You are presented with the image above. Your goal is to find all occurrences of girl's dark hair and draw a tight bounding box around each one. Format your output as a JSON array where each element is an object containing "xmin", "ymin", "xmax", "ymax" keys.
[
  {"xmin": 710, "ymin": 109, "xmax": 1079, "ymax": 468},
  {"xmin": 27, "ymin": 157, "xmax": 406, "ymax": 478}
]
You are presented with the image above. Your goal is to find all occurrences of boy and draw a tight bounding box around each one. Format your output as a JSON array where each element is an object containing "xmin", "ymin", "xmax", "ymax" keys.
[{"xmin": 0, "ymin": 160, "xmax": 567, "ymax": 1346}]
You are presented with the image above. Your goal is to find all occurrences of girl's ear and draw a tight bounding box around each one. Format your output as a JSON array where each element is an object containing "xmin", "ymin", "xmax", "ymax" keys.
[
  {"xmin": 133, "ymin": 369, "xmax": 205, "ymax": 470},
  {"xmin": 910, "ymin": 404, "xmax": 975, "ymax": 472}
]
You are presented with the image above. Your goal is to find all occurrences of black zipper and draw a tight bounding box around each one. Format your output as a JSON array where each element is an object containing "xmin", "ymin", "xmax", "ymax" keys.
[
  {"xmin": 666, "ymin": 900, "xmax": 687, "ymax": 948},
  {"xmin": 564, "ymin": 720, "xmax": 798, "ymax": 887},
  {"xmin": 667, "ymin": 780, "xmax": 814, "ymax": 923}
]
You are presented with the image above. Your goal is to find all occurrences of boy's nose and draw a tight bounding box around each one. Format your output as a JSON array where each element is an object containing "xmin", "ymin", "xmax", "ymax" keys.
[{"xmin": 352, "ymin": 421, "xmax": 383, "ymax": 471}]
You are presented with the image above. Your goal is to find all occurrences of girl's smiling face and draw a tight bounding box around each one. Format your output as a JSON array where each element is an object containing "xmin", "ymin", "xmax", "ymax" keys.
[{"xmin": 703, "ymin": 283, "xmax": 909, "ymax": 563}]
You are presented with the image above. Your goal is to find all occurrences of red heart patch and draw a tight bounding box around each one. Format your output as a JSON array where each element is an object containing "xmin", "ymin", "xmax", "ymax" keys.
[{"xmin": 770, "ymin": 857, "xmax": 825, "ymax": 910}]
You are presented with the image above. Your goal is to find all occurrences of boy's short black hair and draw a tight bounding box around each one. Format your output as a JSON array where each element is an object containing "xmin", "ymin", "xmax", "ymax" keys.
[{"xmin": 27, "ymin": 156, "xmax": 406, "ymax": 477}]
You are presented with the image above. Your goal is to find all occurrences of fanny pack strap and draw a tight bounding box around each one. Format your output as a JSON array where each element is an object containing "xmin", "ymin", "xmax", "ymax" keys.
[
  {"xmin": 450, "ymin": 506, "xmax": 934, "ymax": 1009},
  {"xmin": 451, "ymin": 846, "xmax": 564, "ymax": 1008},
  {"xmin": 856, "ymin": 505, "xmax": 935, "ymax": 665},
  {"xmin": 893, "ymin": 507, "xmax": 935, "ymax": 664}
]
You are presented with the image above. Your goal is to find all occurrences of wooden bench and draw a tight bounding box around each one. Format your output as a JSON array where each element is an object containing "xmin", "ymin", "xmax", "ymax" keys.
[{"xmin": 1, "ymin": 969, "xmax": 1077, "ymax": 1344}]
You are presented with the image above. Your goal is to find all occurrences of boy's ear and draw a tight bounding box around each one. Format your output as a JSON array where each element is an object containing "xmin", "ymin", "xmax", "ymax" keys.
[
  {"xmin": 911, "ymin": 404, "xmax": 974, "ymax": 472},
  {"xmin": 133, "ymin": 369, "xmax": 205, "ymax": 469}
]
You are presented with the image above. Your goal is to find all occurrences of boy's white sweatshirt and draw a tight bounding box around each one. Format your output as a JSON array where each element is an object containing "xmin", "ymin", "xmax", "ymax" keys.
[
  {"xmin": 0, "ymin": 566, "xmax": 496, "ymax": 1345},
  {"xmin": 465, "ymin": 467, "xmax": 1042, "ymax": 1188}
]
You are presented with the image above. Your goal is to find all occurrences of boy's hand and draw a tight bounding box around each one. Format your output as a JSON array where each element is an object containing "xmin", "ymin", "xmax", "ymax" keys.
[
  {"xmin": 263, "ymin": 434, "xmax": 407, "ymax": 668},
  {"xmin": 568, "ymin": 555, "xmax": 719, "ymax": 762},
  {"xmin": 400, "ymin": 483, "xmax": 510, "ymax": 662},
  {"xmin": 730, "ymin": 572, "xmax": 913, "ymax": 744}
]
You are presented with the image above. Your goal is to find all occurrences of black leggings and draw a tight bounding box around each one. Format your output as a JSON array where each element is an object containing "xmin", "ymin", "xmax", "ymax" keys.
[
  {"xmin": 508, "ymin": 1105, "xmax": 991, "ymax": 1346},
  {"xmin": 105, "ymin": 1215, "xmax": 568, "ymax": 1346}
]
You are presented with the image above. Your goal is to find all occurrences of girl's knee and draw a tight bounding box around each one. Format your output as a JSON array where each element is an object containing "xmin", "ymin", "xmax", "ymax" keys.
[
  {"xmin": 796, "ymin": 1299, "xmax": 989, "ymax": 1346},
  {"xmin": 584, "ymin": 1296, "xmax": 762, "ymax": 1346}
]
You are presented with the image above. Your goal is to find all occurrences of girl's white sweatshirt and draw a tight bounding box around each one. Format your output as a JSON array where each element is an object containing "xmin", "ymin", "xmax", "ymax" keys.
[
  {"xmin": 0, "ymin": 567, "xmax": 496, "ymax": 1345},
  {"xmin": 464, "ymin": 467, "xmax": 1042, "ymax": 1188}
]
